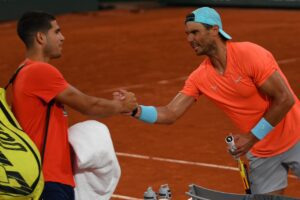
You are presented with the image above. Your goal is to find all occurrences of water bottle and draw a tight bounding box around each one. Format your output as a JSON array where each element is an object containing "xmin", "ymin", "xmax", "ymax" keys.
[
  {"xmin": 158, "ymin": 184, "xmax": 171, "ymax": 199},
  {"xmin": 144, "ymin": 187, "xmax": 157, "ymax": 200}
]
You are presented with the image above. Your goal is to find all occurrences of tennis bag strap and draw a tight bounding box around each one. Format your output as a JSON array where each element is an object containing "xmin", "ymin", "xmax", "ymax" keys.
[
  {"xmin": 41, "ymin": 99, "xmax": 54, "ymax": 164},
  {"xmin": 5, "ymin": 64, "xmax": 26, "ymax": 90},
  {"xmin": 6, "ymin": 64, "xmax": 53, "ymax": 164}
]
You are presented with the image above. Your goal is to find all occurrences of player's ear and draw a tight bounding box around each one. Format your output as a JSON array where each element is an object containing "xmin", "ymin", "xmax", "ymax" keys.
[
  {"xmin": 35, "ymin": 31, "xmax": 47, "ymax": 45},
  {"xmin": 211, "ymin": 25, "xmax": 219, "ymax": 37}
]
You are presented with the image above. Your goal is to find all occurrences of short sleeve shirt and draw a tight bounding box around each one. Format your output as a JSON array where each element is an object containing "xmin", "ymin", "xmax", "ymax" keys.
[
  {"xmin": 12, "ymin": 59, "xmax": 75, "ymax": 187},
  {"xmin": 181, "ymin": 42, "xmax": 300, "ymax": 157}
]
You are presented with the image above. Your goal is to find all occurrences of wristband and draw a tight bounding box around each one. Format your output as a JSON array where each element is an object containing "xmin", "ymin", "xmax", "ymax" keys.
[
  {"xmin": 139, "ymin": 105, "xmax": 157, "ymax": 123},
  {"xmin": 251, "ymin": 118, "xmax": 274, "ymax": 140}
]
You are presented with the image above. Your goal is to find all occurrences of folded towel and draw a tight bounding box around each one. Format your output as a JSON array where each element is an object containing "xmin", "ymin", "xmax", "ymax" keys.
[{"xmin": 68, "ymin": 120, "xmax": 121, "ymax": 200}]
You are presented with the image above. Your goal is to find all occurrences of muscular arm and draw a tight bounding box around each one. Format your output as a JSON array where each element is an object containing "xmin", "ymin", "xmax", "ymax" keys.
[
  {"xmin": 136, "ymin": 92, "xmax": 195, "ymax": 124},
  {"xmin": 258, "ymin": 71, "xmax": 295, "ymax": 126},
  {"xmin": 233, "ymin": 70, "xmax": 295, "ymax": 157},
  {"xmin": 55, "ymin": 85, "xmax": 136, "ymax": 118}
]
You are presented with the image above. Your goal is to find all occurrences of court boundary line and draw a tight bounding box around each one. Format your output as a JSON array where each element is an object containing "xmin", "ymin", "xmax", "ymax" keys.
[
  {"xmin": 112, "ymin": 194, "xmax": 143, "ymax": 200},
  {"xmin": 116, "ymin": 152, "xmax": 297, "ymax": 179}
]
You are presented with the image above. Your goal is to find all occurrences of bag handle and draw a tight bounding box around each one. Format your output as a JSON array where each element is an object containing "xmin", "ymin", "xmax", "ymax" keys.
[{"xmin": 6, "ymin": 63, "xmax": 53, "ymax": 165}]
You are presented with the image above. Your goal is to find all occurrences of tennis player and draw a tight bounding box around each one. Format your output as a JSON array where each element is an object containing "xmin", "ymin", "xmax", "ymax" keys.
[
  {"xmin": 130, "ymin": 7, "xmax": 300, "ymax": 195},
  {"xmin": 13, "ymin": 11, "xmax": 137, "ymax": 200}
]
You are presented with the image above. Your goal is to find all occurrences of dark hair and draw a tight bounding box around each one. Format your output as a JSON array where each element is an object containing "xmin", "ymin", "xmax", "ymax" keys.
[
  {"xmin": 17, "ymin": 11, "xmax": 56, "ymax": 48},
  {"xmin": 185, "ymin": 13, "xmax": 213, "ymax": 30},
  {"xmin": 185, "ymin": 13, "xmax": 195, "ymax": 24}
]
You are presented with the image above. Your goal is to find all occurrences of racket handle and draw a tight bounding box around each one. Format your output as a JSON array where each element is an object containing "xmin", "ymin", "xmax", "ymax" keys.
[{"xmin": 225, "ymin": 135, "xmax": 237, "ymax": 151}]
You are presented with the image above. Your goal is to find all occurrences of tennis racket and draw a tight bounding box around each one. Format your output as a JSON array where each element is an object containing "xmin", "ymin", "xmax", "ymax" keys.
[{"xmin": 225, "ymin": 135, "xmax": 251, "ymax": 194}]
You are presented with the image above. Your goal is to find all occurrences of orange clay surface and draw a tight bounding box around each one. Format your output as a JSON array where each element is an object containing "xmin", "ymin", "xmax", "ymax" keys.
[{"xmin": 0, "ymin": 7, "xmax": 299, "ymax": 199}]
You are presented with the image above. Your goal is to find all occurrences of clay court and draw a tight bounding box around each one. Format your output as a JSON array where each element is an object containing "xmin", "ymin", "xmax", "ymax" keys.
[{"xmin": 0, "ymin": 5, "xmax": 299, "ymax": 199}]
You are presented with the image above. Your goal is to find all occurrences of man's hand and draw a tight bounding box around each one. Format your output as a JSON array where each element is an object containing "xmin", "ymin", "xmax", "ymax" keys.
[
  {"xmin": 112, "ymin": 89, "xmax": 138, "ymax": 113},
  {"xmin": 230, "ymin": 133, "xmax": 259, "ymax": 157}
]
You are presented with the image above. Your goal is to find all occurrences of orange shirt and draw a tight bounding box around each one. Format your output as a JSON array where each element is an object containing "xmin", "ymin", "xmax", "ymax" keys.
[
  {"xmin": 12, "ymin": 59, "xmax": 75, "ymax": 187},
  {"xmin": 181, "ymin": 41, "xmax": 300, "ymax": 157}
]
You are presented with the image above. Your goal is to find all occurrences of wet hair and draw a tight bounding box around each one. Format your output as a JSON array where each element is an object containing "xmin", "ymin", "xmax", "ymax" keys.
[{"xmin": 17, "ymin": 11, "xmax": 56, "ymax": 48}]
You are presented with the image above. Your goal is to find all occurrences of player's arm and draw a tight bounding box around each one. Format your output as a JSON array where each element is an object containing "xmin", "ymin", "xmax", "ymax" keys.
[
  {"xmin": 132, "ymin": 92, "xmax": 195, "ymax": 124},
  {"xmin": 55, "ymin": 85, "xmax": 137, "ymax": 118},
  {"xmin": 258, "ymin": 71, "xmax": 295, "ymax": 125},
  {"xmin": 233, "ymin": 71, "xmax": 295, "ymax": 157}
]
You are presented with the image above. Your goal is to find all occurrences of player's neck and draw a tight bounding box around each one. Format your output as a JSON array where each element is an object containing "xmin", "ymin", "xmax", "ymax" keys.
[
  {"xmin": 26, "ymin": 48, "xmax": 50, "ymax": 63},
  {"xmin": 209, "ymin": 42, "xmax": 227, "ymax": 75}
]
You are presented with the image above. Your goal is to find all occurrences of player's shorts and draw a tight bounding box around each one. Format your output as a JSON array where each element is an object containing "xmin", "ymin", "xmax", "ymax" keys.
[
  {"xmin": 246, "ymin": 141, "xmax": 300, "ymax": 194},
  {"xmin": 42, "ymin": 182, "xmax": 74, "ymax": 200}
]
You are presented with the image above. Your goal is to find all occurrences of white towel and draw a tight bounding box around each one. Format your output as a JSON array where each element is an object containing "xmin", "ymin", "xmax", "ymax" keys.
[{"xmin": 68, "ymin": 120, "xmax": 121, "ymax": 200}]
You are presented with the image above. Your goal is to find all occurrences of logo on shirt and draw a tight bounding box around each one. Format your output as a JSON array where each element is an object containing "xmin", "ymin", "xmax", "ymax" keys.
[
  {"xmin": 234, "ymin": 76, "xmax": 242, "ymax": 83},
  {"xmin": 211, "ymin": 85, "xmax": 218, "ymax": 91}
]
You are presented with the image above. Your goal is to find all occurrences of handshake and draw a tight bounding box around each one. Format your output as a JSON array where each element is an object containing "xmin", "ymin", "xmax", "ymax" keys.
[{"xmin": 112, "ymin": 89, "xmax": 139, "ymax": 116}]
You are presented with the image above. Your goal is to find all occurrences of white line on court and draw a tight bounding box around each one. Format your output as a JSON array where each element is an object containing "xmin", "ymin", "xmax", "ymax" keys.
[
  {"xmin": 116, "ymin": 152, "xmax": 298, "ymax": 179},
  {"xmin": 277, "ymin": 58, "xmax": 299, "ymax": 64},
  {"xmin": 100, "ymin": 76, "xmax": 187, "ymax": 94},
  {"xmin": 116, "ymin": 152, "xmax": 239, "ymax": 171},
  {"xmin": 112, "ymin": 194, "xmax": 143, "ymax": 200},
  {"xmin": 99, "ymin": 57, "xmax": 299, "ymax": 94}
]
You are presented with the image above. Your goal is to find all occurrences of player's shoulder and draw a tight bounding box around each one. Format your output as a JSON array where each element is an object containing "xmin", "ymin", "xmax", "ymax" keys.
[
  {"xmin": 198, "ymin": 58, "xmax": 210, "ymax": 70},
  {"xmin": 189, "ymin": 58, "xmax": 209, "ymax": 78},
  {"xmin": 231, "ymin": 41, "xmax": 270, "ymax": 54},
  {"xmin": 27, "ymin": 61, "xmax": 55, "ymax": 70},
  {"xmin": 25, "ymin": 61, "xmax": 61, "ymax": 75}
]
